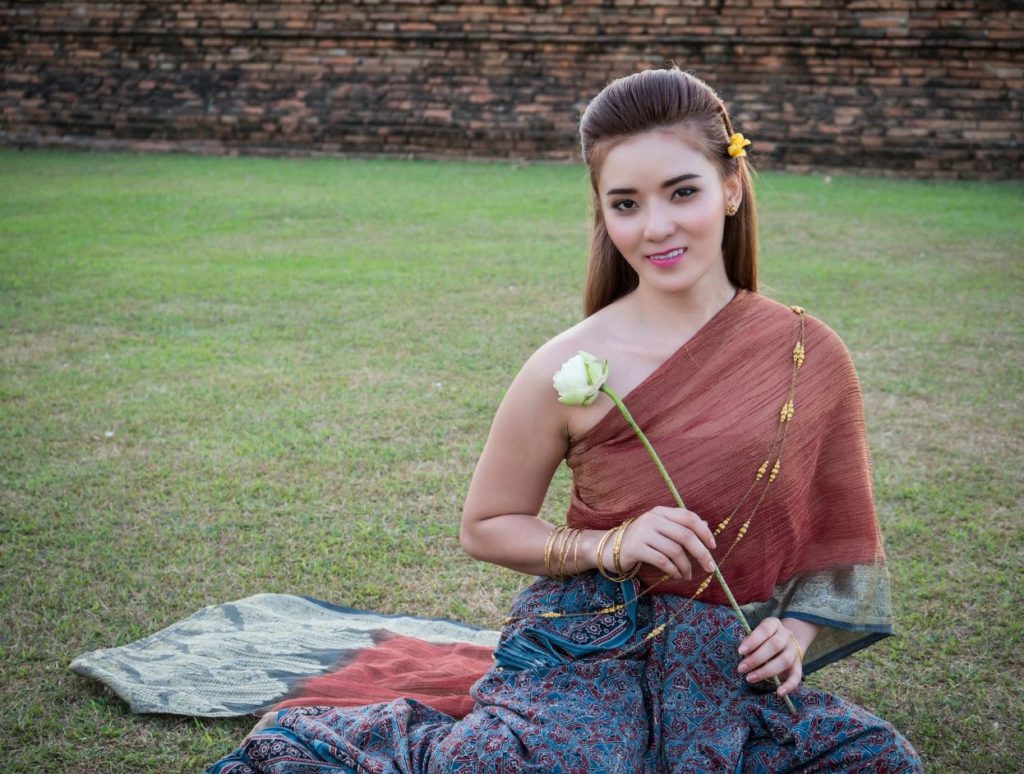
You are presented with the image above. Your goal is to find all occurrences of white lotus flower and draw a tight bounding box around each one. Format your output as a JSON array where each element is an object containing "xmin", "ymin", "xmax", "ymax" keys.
[{"xmin": 552, "ymin": 351, "xmax": 609, "ymax": 406}]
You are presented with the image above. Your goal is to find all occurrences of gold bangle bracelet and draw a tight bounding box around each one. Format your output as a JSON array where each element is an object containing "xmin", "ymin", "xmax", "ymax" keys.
[
  {"xmin": 555, "ymin": 525, "xmax": 570, "ymax": 577},
  {"xmin": 571, "ymin": 528, "xmax": 583, "ymax": 577},
  {"xmin": 597, "ymin": 522, "xmax": 640, "ymax": 582},
  {"xmin": 557, "ymin": 524, "xmax": 581, "ymax": 581},
  {"xmin": 788, "ymin": 631, "xmax": 805, "ymax": 663},
  {"xmin": 613, "ymin": 517, "xmax": 639, "ymax": 577},
  {"xmin": 544, "ymin": 525, "xmax": 566, "ymax": 578},
  {"xmin": 556, "ymin": 527, "xmax": 575, "ymax": 580},
  {"xmin": 543, "ymin": 526, "xmax": 556, "ymax": 576},
  {"xmin": 595, "ymin": 527, "xmax": 617, "ymax": 581}
]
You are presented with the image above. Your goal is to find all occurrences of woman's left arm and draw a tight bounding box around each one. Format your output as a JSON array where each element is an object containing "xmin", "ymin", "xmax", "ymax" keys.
[{"xmin": 737, "ymin": 616, "xmax": 822, "ymax": 697}]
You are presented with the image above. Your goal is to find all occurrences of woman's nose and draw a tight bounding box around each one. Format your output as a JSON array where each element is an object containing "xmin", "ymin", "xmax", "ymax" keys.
[{"xmin": 642, "ymin": 202, "xmax": 677, "ymax": 242}]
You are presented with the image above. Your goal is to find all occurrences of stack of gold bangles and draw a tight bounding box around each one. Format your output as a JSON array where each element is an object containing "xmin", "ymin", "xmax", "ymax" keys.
[
  {"xmin": 543, "ymin": 525, "xmax": 583, "ymax": 580},
  {"xmin": 545, "ymin": 519, "xmax": 641, "ymax": 582}
]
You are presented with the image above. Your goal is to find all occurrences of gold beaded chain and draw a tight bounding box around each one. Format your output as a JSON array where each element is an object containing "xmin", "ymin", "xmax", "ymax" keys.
[{"xmin": 503, "ymin": 306, "xmax": 807, "ymax": 637}]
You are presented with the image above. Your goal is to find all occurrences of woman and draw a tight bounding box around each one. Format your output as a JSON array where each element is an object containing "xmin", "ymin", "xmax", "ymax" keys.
[{"xmin": 208, "ymin": 68, "xmax": 921, "ymax": 772}]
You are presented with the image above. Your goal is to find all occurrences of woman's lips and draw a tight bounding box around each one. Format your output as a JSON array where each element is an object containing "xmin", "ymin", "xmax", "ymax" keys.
[{"xmin": 646, "ymin": 247, "xmax": 687, "ymax": 267}]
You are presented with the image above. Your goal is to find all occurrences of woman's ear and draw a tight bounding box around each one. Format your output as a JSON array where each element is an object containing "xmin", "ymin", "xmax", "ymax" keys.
[{"xmin": 724, "ymin": 173, "xmax": 742, "ymax": 211}]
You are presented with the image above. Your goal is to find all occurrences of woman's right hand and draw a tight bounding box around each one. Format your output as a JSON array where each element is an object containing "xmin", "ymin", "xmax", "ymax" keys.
[{"xmin": 609, "ymin": 506, "xmax": 717, "ymax": 580}]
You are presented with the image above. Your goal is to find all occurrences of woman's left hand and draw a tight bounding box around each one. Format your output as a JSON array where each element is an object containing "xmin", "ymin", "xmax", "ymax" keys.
[{"xmin": 737, "ymin": 617, "xmax": 804, "ymax": 696}]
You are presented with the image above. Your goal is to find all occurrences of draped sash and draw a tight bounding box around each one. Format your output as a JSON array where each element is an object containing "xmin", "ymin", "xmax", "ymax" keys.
[{"xmin": 565, "ymin": 290, "xmax": 893, "ymax": 670}]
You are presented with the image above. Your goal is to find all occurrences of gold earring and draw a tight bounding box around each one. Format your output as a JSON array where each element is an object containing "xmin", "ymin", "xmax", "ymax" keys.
[{"xmin": 725, "ymin": 203, "xmax": 738, "ymax": 217}]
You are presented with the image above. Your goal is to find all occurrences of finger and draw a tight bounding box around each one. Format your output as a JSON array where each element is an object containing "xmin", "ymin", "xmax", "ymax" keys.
[
  {"xmin": 685, "ymin": 511, "xmax": 717, "ymax": 549},
  {"xmin": 743, "ymin": 650, "xmax": 796, "ymax": 684},
  {"xmin": 653, "ymin": 521, "xmax": 717, "ymax": 572},
  {"xmin": 648, "ymin": 514, "xmax": 715, "ymax": 572},
  {"xmin": 649, "ymin": 534, "xmax": 695, "ymax": 579},
  {"xmin": 660, "ymin": 508, "xmax": 717, "ymax": 550},
  {"xmin": 738, "ymin": 618, "xmax": 782, "ymax": 657},
  {"xmin": 675, "ymin": 529, "xmax": 717, "ymax": 574},
  {"xmin": 639, "ymin": 537, "xmax": 693, "ymax": 580},
  {"xmin": 740, "ymin": 629, "xmax": 796, "ymax": 678},
  {"xmin": 777, "ymin": 663, "xmax": 803, "ymax": 696}
]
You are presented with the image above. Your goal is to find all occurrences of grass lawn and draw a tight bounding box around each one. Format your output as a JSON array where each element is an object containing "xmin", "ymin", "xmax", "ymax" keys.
[{"xmin": 0, "ymin": 147, "xmax": 1021, "ymax": 772}]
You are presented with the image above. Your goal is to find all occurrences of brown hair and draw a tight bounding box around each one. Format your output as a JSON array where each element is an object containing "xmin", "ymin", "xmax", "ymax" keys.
[{"xmin": 579, "ymin": 67, "xmax": 758, "ymax": 316}]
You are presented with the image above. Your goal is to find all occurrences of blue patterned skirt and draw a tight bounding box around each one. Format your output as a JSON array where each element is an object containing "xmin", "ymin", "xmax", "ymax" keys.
[{"xmin": 207, "ymin": 573, "xmax": 921, "ymax": 773}]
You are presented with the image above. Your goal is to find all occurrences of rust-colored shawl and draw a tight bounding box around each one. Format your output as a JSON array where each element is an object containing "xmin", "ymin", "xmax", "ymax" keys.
[{"xmin": 566, "ymin": 290, "xmax": 894, "ymax": 671}]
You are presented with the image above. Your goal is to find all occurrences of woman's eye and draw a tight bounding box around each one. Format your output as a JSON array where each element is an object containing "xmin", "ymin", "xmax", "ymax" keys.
[
  {"xmin": 672, "ymin": 187, "xmax": 697, "ymax": 199},
  {"xmin": 612, "ymin": 199, "xmax": 638, "ymax": 212}
]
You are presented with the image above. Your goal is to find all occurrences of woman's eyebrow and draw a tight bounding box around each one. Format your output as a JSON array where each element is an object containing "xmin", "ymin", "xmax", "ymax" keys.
[{"xmin": 604, "ymin": 173, "xmax": 702, "ymax": 196}]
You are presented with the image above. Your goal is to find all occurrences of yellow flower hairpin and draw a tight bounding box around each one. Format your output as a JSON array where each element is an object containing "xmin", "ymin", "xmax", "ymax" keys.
[{"xmin": 727, "ymin": 132, "xmax": 751, "ymax": 158}]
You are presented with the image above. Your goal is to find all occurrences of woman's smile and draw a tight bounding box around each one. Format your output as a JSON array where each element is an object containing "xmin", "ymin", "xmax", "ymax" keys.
[{"xmin": 646, "ymin": 246, "xmax": 687, "ymax": 267}]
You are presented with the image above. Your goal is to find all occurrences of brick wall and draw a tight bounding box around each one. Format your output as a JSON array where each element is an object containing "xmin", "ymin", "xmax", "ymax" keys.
[{"xmin": 1, "ymin": 1, "xmax": 1021, "ymax": 179}]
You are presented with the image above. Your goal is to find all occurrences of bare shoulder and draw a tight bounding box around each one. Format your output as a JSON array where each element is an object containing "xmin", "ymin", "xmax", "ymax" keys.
[
  {"xmin": 518, "ymin": 311, "xmax": 614, "ymax": 390},
  {"xmin": 462, "ymin": 312, "xmax": 618, "ymax": 523},
  {"xmin": 511, "ymin": 308, "xmax": 625, "ymax": 439}
]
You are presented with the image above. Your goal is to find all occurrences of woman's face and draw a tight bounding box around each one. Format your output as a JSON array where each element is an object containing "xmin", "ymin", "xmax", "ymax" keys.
[{"xmin": 596, "ymin": 128, "xmax": 741, "ymax": 301}]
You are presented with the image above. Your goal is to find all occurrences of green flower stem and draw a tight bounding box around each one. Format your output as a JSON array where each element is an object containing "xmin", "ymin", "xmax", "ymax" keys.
[{"xmin": 601, "ymin": 385, "xmax": 798, "ymax": 715}]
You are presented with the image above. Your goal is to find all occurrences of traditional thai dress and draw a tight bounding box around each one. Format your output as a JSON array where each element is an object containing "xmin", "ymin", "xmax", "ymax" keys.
[{"xmin": 207, "ymin": 290, "xmax": 922, "ymax": 773}]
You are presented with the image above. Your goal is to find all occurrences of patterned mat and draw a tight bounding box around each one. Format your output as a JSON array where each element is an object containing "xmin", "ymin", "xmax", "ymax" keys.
[{"xmin": 70, "ymin": 594, "xmax": 499, "ymax": 717}]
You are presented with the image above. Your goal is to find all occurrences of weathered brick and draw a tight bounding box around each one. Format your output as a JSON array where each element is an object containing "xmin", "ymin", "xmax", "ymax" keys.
[{"xmin": 0, "ymin": 0, "xmax": 1017, "ymax": 179}]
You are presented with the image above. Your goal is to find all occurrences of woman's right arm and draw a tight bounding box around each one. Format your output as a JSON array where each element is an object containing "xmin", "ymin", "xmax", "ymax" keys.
[{"xmin": 459, "ymin": 347, "xmax": 576, "ymax": 575}]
